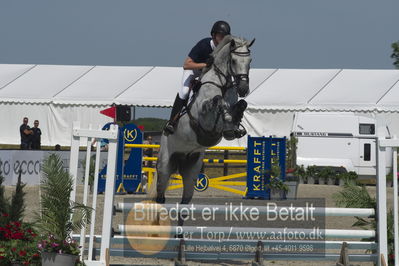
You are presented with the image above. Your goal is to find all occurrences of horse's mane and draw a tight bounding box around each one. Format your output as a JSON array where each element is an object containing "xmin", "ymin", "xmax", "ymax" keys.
[
  {"xmin": 201, "ymin": 35, "xmax": 248, "ymax": 77},
  {"xmin": 211, "ymin": 35, "xmax": 248, "ymax": 58},
  {"xmin": 210, "ymin": 35, "xmax": 233, "ymax": 58}
]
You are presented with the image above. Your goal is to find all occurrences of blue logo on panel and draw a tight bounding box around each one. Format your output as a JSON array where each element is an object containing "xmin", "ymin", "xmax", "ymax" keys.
[{"xmin": 194, "ymin": 173, "xmax": 209, "ymax": 192}]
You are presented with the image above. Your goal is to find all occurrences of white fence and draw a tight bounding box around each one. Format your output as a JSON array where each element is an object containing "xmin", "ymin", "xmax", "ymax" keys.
[
  {"xmin": 378, "ymin": 131, "xmax": 399, "ymax": 265},
  {"xmin": 68, "ymin": 123, "xmax": 398, "ymax": 266},
  {"xmin": 69, "ymin": 122, "xmax": 118, "ymax": 266}
]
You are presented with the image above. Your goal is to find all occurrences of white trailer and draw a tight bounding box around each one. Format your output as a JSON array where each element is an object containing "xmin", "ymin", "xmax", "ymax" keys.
[{"xmin": 292, "ymin": 112, "xmax": 392, "ymax": 179}]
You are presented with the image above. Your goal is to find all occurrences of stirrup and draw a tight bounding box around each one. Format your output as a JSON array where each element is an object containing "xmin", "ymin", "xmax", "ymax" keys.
[
  {"xmin": 234, "ymin": 123, "xmax": 247, "ymax": 138},
  {"xmin": 234, "ymin": 128, "xmax": 247, "ymax": 138}
]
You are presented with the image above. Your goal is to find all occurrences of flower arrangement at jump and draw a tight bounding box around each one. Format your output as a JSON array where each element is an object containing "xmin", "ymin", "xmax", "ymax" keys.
[
  {"xmin": 0, "ymin": 218, "xmax": 41, "ymax": 265},
  {"xmin": 0, "ymin": 153, "xmax": 91, "ymax": 266},
  {"xmin": 0, "ymin": 171, "xmax": 41, "ymax": 265},
  {"xmin": 34, "ymin": 154, "xmax": 91, "ymax": 266},
  {"xmin": 38, "ymin": 235, "xmax": 81, "ymax": 256},
  {"xmin": 37, "ymin": 234, "xmax": 84, "ymax": 266}
]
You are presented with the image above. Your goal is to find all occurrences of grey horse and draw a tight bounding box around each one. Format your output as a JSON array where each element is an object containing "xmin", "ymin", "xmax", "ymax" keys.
[{"xmin": 153, "ymin": 35, "xmax": 254, "ymax": 209}]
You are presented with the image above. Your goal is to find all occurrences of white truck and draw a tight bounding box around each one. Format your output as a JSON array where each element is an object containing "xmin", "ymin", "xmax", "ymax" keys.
[{"xmin": 291, "ymin": 112, "xmax": 392, "ymax": 179}]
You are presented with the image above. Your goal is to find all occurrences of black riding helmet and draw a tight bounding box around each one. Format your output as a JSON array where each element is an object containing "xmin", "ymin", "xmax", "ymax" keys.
[{"xmin": 211, "ymin": 21, "xmax": 231, "ymax": 36}]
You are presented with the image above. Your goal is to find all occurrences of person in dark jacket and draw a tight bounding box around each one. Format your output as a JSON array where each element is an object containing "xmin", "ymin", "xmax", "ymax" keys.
[
  {"xmin": 20, "ymin": 117, "xmax": 32, "ymax": 150},
  {"xmin": 31, "ymin": 120, "xmax": 42, "ymax": 150}
]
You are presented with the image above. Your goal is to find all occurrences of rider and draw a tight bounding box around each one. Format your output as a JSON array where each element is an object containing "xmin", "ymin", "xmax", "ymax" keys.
[{"xmin": 164, "ymin": 20, "xmax": 231, "ymax": 135}]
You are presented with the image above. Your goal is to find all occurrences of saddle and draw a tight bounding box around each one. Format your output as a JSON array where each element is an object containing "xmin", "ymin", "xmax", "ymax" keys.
[{"xmin": 179, "ymin": 78, "xmax": 202, "ymax": 118}]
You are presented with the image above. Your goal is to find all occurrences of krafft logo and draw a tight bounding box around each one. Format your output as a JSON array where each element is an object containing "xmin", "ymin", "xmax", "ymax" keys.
[
  {"xmin": 194, "ymin": 173, "xmax": 209, "ymax": 192},
  {"xmin": 124, "ymin": 128, "xmax": 137, "ymax": 142}
]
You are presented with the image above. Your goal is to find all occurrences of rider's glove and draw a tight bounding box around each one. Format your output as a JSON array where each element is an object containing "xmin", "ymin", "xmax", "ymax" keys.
[{"xmin": 206, "ymin": 56, "xmax": 214, "ymax": 67}]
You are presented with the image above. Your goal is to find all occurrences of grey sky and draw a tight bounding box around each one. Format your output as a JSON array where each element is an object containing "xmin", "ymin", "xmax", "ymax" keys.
[{"xmin": 1, "ymin": 0, "xmax": 398, "ymax": 118}]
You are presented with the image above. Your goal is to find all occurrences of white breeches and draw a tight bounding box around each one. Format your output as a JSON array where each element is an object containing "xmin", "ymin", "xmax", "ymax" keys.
[{"xmin": 178, "ymin": 70, "xmax": 200, "ymax": 100}]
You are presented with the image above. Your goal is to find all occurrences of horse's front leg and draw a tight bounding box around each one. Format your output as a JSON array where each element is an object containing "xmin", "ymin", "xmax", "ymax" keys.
[
  {"xmin": 202, "ymin": 95, "xmax": 235, "ymax": 140},
  {"xmin": 231, "ymin": 99, "xmax": 248, "ymax": 138},
  {"xmin": 219, "ymin": 97, "xmax": 238, "ymax": 140},
  {"xmin": 200, "ymin": 95, "xmax": 240, "ymax": 140}
]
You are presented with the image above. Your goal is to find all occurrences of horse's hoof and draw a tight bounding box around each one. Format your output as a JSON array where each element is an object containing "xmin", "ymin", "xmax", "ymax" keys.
[
  {"xmin": 236, "ymin": 99, "xmax": 248, "ymax": 112},
  {"xmin": 156, "ymin": 196, "xmax": 166, "ymax": 204},
  {"xmin": 223, "ymin": 130, "xmax": 235, "ymax": 140}
]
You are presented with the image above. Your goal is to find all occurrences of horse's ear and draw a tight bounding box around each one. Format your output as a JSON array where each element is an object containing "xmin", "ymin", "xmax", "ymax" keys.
[
  {"xmin": 248, "ymin": 38, "xmax": 256, "ymax": 48},
  {"xmin": 230, "ymin": 39, "xmax": 236, "ymax": 48}
]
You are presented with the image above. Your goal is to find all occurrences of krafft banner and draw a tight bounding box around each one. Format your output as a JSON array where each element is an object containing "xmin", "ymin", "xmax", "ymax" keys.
[
  {"xmin": 246, "ymin": 136, "xmax": 286, "ymax": 199},
  {"xmin": 0, "ymin": 150, "xmax": 108, "ymax": 186}
]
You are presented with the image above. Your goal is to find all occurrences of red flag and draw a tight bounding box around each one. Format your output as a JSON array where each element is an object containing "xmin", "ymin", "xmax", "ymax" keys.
[{"xmin": 100, "ymin": 106, "xmax": 116, "ymax": 119}]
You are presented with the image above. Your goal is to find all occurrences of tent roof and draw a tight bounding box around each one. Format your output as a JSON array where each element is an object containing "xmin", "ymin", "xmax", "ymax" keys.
[
  {"xmin": 53, "ymin": 66, "xmax": 153, "ymax": 105},
  {"xmin": 1, "ymin": 64, "xmax": 399, "ymax": 111},
  {"xmin": 115, "ymin": 67, "xmax": 184, "ymax": 106},
  {"xmin": 0, "ymin": 65, "xmax": 92, "ymax": 103},
  {"xmin": 246, "ymin": 69, "xmax": 399, "ymax": 111}
]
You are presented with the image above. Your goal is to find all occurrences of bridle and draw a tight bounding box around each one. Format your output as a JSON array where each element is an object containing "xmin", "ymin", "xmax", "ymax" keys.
[
  {"xmin": 202, "ymin": 45, "xmax": 251, "ymax": 94},
  {"xmin": 230, "ymin": 49, "xmax": 250, "ymax": 89}
]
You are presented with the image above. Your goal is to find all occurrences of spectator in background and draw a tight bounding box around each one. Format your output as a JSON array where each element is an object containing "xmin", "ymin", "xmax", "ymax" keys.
[
  {"xmin": 55, "ymin": 144, "xmax": 61, "ymax": 151},
  {"xmin": 20, "ymin": 117, "xmax": 32, "ymax": 150},
  {"xmin": 31, "ymin": 120, "xmax": 42, "ymax": 150},
  {"xmin": 143, "ymin": 136, "xmax": 153, "ymax": 167}
]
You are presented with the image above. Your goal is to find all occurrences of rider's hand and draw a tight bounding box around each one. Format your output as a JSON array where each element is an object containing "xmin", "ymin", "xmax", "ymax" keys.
[{"xmin": 206, "ymin": 56, "xmax": 214, "ymax": 67}]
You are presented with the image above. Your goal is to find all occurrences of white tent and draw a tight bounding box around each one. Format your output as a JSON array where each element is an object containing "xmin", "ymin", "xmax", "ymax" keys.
[
  {"xmin": 236, "ymin": 68, "xmax": 399, "ymax": 147},
  {"xmin": 1, "ymin": 64, "xmax": 399, "ymax": 146}
]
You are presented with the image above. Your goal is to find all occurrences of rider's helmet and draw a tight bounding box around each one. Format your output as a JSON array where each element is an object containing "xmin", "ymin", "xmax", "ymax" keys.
[{"xmin": 211, "ymin": 21, "xmax": 231, "ymax": 36}]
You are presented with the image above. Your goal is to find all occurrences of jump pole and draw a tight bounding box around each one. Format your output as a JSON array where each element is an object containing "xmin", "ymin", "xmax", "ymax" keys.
[
  {"xmin": 116, "ymin": 202, "xmax": 375, "ymax": 217},
  {"xmin": 117, "ymin": 225, "xmax": 375, "ymax": 239},
  {"xmin": 125, "ymin": 143, "xmax": 246, "ymax": 151}
]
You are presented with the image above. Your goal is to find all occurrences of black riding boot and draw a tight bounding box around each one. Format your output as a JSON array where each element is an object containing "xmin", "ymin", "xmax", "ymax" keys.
[{"xmin": 164, "ymin": 94, "xmax": 186, "ymax": 135}]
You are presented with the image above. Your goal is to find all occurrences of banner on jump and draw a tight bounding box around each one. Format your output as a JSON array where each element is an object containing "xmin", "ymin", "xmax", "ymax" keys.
[
  {"xmin": 0, "ymin": 150, "xmax": 107, "ymax": 186},
  {"xmin": 98, "ymin": 123, "xmax": 143, "ymax": 194},
  {"xmin": 246, "ymin": 136, "xmax": 286, "ymax": 199}
]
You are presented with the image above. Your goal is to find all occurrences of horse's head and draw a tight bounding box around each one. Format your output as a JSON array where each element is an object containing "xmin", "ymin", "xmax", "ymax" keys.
[
  {"xmin": 229, "ymin": 37, "xmax": 255, "ymax": 97},
  {"xmin": 207, "ymin": 35, "xmax": 255, "ymax": 97}
]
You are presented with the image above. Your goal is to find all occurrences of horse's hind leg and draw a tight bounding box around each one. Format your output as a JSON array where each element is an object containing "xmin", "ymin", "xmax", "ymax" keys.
[
  {"xmin": 155, "ymin": 154, "xmax": 177, "ymax": 204},
  {"xmin": 179, "ymin": 152, "xmax": 204, "ymax": 204},
  {"xmin": 177, "ymin": 152, "xmax": 204, "ymax": 227}
]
